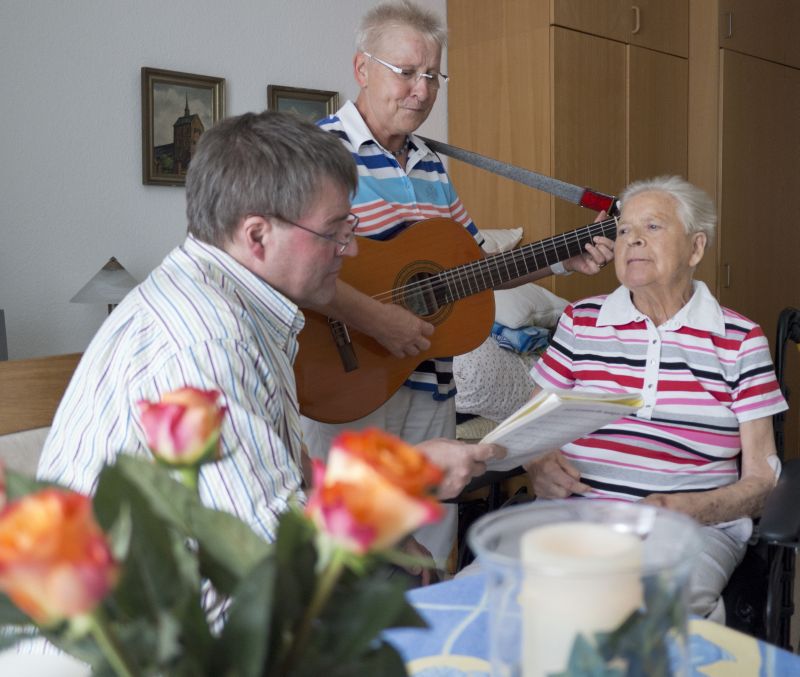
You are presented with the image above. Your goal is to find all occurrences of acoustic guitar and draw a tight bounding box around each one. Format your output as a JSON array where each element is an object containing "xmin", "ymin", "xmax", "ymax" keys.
[{"xmin": 296, "ymin": 215, "xmax": 618, "ymax": 423}]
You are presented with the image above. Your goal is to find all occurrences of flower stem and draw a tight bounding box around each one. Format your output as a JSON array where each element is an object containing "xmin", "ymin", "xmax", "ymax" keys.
[
  {"xmin": 177, "ymin": 467, "xmax": 200, "ymax": 493},
  {"xmin": 86, "ymin": 609, "xmax": 139, "ymax": 677},
  {"xmin": 279, "ymin": 546, "xmax": 347, "ymax": 674}
]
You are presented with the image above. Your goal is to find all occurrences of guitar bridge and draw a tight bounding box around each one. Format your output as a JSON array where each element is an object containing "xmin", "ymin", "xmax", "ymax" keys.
[{"xmin": 328, "ymin": 318, "xmax": 358, "ymax": 372}]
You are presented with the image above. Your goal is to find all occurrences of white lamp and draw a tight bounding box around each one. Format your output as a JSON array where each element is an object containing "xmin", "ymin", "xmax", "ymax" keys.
[{"xmin": 70, "ymin": 257, "xmax": 138, "ymax": 314}]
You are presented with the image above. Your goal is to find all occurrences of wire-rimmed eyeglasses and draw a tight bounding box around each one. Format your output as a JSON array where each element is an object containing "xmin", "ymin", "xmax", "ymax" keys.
[
  {"xmin": 363, "ymin": 52, "xmax": 449, "ymax": 88},
  {"xmin": 273, "ymin": 213, "xmax": 359, "ymax": 255}
]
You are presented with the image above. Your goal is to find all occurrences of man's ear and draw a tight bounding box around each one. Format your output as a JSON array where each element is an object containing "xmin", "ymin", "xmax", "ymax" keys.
[
  {"xmin": 239, "ymin": 215, "xmax": 271, "ymax": 260},
  {"xmin": 354, "ymin": 52, "xmax": 368, "ymax": 87}
]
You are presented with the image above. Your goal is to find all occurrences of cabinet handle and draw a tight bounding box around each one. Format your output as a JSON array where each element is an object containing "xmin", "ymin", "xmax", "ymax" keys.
[
  {"xmin": 724, "ymin": 11, "xmax": 733, "ymax": 39},
  {"xmin": 631, "ymin": 5, "xmax": 641, "ymax": 35}
]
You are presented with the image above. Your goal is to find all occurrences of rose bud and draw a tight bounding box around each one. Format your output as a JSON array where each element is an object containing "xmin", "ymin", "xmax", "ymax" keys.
[{"xmin": 138, "ymin": 387, "xmax": 227, "ymax": 467}]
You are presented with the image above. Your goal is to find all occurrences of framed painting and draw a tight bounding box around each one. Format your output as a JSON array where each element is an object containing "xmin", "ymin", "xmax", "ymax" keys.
[
  {"xmin": 141, "ymin": 67, "xmax": 225, "ymax": 186},
  {"xmin": 267, "ymin": 85, "xmax": 339, "ymax": 123}
]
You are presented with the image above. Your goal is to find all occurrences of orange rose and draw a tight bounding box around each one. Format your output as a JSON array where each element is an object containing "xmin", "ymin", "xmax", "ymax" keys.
[
  {"xmin": 0, "ymin": 489, "xmax": 118, "ymax": 625},
  {"xmin": 305, "ymin": 429, "xmax": 444, "ymax": 553},
  {"xmin": 138, "ymin": 387, "xmax": 227, "ymax": 467}
]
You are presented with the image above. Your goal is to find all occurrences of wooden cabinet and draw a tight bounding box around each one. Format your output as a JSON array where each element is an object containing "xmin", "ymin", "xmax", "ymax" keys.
[
  {"xmin": 688, "ymin": 1, "xmax": 800, "ymax": 459},
  {"xmin": 553, "ymin": 0, "xmax": 688, "ymax": 56},
  {"xmin": 718, "ymin": 0, "xmax": 800, "ymax": 69},
  {"xmin": 447, "ymin": 0, "xmax": 688, "ymax": 302}
]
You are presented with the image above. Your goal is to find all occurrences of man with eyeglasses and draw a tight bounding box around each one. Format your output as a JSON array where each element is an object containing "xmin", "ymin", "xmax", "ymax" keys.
[
  {"xmin": 39, "ymin": 111, "xmax": 504, "ymax": 553},
  {"xmin": 304, "ymin": 0, "xmax": 615, "ymax": 570}
]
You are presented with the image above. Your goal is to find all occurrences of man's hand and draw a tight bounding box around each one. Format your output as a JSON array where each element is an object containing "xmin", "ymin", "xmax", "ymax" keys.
[
  {"xmin": 371, "ymin": 303, "xmax": 434, "ymax": 358},
  {"xmin": 400, "ymin": 537, "xmax": 437, "ymax": 586},
  {"xmin": 563, "ymin": 211, "xmax": 615, "ymax": 275},
  {"xmin": 525, "ymin": 451, "xmax": 590, "ymax": 498},
  {"xmin": 418, "ymin": 438, "xmax": 507, "ymax": 500}
]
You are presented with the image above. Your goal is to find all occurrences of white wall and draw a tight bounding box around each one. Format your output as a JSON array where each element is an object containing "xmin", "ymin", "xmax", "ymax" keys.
[{"xmin": 0, "ymin": 0, "xmax": 448, "ymax": 359}]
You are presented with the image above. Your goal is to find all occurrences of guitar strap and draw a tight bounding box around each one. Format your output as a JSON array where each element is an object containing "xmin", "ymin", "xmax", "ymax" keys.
[{"xmin": 418, "ymin": 135, "xmax": 620, "ymax": 216}]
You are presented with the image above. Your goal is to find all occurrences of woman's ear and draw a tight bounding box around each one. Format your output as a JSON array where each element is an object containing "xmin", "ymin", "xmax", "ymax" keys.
[{"xmin": 689, "ymin": 232, "xmax": 707, "ymax": 268}]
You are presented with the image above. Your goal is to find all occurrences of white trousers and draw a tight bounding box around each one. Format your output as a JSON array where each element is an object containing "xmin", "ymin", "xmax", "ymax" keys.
[{"xmin": 302, "ymin": 387, "xmax": 458, "ymax": 569}]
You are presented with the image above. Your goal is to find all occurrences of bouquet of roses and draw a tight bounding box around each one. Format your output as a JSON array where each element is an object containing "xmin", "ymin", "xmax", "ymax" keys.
[{"xmin": 0, "ymin": 388, "xmax": 444, "ymax": 676}]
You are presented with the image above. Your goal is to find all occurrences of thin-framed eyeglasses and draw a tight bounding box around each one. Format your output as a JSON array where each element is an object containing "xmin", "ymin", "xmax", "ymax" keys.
[
  {"xmin": 363, "ymin": 52, "xmax": 449, "ymax": 88},
  {"xmin": 273, "ymin": 212, "xmax": 360, "ymax": 255}
]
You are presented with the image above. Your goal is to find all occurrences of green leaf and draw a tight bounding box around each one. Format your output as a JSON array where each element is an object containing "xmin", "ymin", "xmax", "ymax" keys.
[
  {"xmin": 113, "ymin": 456, "xmax": 270, "ymax": 593},
  {"xmin": 0, "ymin": 590, "xmax": 32, "ymax": 625},
  {"xmin": 213, "ymin": 553, "xmax": 277, "ymax": 677},
  {"xmin": 319, "ymin": 572, "xmax": 425, "ymax": 662},
  {"xmin": 4, "ymin": 469, "xmax": 58, "ymax": 500}
]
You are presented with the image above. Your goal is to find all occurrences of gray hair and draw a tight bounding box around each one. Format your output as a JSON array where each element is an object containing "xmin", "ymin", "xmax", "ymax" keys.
[
  {"xmin": 356, "ymin": 0, "xmax": 447, "ymax": 53},
  {"xmin": 185, "ymin": 111, "xmax": 357, "ymax": 247},
  {"xmin": 620, "ymin": 175, "xmax": 717, "ymax": 244}
]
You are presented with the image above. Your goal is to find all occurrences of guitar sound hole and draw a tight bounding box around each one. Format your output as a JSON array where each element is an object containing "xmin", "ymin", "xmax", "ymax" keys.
[{"xmin": 403, "ymin": 272, "xmax": 439, "ymax": 317}]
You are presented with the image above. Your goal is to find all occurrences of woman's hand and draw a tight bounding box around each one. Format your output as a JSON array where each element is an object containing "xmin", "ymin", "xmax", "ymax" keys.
[{"xmin": 524, "ymin": 451, "xmax": 591, "ymax": 498}]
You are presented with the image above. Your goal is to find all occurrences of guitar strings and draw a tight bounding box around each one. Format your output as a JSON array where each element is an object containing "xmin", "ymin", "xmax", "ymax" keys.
[{"xmin": 369, "ymin": 217, "xmax": 617, "ymax": 304}]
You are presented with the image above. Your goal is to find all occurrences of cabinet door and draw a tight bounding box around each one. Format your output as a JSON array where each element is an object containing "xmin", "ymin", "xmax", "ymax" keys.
[
  {"xmin": 551, "ymin": 27, "xmax": 627, "ymax": 301},
  {"xmin": 718, "ymin": 50, "xmax": 800, "ymax": 329},
  {"xmin": 628, "ymin": 46, "xmax": 688, "ymax": 181},
  {"xmin": 719, "ymin": 0, "xmax": 800, "ymax": 70},
  {"xmin": 553, "ymin": 0, "xmax": 688, "ymax": 57}
]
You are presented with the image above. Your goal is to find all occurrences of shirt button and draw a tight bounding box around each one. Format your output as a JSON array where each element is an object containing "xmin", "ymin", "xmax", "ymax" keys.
[
  {"xmin": 652, "ymin": 339, "xmax": 657, "ymax": 344},
  {"xmin": 647, "ymin": 384, "xmax": 653, "ymax": 389}
]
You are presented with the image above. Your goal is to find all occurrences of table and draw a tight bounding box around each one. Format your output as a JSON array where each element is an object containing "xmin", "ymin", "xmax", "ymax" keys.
[{"xmin": 385, "ymin": 573, "xmax": 800, "ymax": 676}]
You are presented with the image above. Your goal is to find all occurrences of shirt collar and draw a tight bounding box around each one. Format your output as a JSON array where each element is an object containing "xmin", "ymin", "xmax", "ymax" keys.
[
  {"xmin": 597, "ymin": 280, "xmax": 725, "ymax": 334},
  {"xmin": 183, "ymin": 235, "xmax": 305, "ymax": 340},
  {"xmin": 336, "ymin": 100, "xmax": 432, "ymax": 158}
]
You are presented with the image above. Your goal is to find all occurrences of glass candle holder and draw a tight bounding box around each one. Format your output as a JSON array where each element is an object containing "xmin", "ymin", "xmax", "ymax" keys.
[{"xmin": 467, "ymin": 499, "xmax": 702, "ymax": 677}]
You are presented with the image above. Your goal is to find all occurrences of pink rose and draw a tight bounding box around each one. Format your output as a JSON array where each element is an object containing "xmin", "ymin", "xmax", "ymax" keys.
[{"xmin": 138, "ymin": 387, "xmax": 227, "ymax": 467}]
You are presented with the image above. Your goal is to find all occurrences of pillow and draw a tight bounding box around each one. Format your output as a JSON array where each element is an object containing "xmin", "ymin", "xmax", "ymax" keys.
[
  {"xmin": 478, "ymin": 227, "xmax": 523, "ymax": 254},
  {"xmin": 0, "ymin": 426, "xmax": 49, "ymax": 476},
  {"xmin": 494, "ymin": 283, "xmax": 568, "ymax": 330},
  {"xmin": 454, "ymin": 338, "xmax": 536, "ymax": 423}
]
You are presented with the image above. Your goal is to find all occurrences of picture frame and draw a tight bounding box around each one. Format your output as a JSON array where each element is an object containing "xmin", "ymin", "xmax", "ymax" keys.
[
  {"xmin": 141, "ymin": 67, "xmax": 225, "ymax": 186},
  {"xmin": 267, "ymin": 85, "xmax": 339, "ymax": 123}
]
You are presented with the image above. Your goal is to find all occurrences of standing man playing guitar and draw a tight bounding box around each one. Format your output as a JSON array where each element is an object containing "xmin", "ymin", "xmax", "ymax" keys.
[{"xmin": 302, "ymin": 0, "xmax": 614, "ymax": 568}]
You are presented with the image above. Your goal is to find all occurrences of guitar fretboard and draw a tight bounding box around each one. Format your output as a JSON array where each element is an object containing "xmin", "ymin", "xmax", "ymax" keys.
[{"xmin": 430, "ymin": 216, "xmax": 618, "ymax": 305}]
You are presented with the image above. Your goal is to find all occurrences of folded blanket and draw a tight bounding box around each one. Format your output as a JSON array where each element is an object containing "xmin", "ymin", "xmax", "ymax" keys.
[{"xmin": 491, "ymin": 322, "xmax": 550, "ymax": 354}]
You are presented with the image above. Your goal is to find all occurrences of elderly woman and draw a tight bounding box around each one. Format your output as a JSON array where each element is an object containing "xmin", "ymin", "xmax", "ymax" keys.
[{"xmin": 526, "ymin": 175, "xmax": 787, "ymax": 622}]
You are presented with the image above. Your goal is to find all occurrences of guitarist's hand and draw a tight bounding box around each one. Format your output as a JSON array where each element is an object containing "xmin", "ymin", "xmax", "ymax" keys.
[
  {"xmin": 418, "ymin": 439, "xmax": 507, "ymax": 499},
  {"xmin": 373, "ymin": 303, "xmax": 434, "ymax": 358},
  {"xmin": 563, "ymin": 211, "xmax": 615, "ymax": 275}
]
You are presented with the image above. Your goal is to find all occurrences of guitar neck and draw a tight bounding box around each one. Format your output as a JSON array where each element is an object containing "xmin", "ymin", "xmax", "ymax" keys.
[{"xmin": 437, "ymin": 216, "xmax": 618, "ymax": 303}]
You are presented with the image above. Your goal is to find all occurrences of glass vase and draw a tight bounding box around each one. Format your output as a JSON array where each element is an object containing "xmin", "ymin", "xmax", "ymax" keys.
[{"xmin": 467, "ymin": 499, "xmax": 702, "ymax": 677}]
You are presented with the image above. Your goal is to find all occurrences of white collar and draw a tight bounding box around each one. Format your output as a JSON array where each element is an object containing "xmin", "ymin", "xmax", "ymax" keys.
[
  {"xmin": 336, "ymin": 100, "xmax": 432, "ymax": 157},
  {"xmin": 597, "ymin": 280, "xmax": 725, "ymax": 334}
]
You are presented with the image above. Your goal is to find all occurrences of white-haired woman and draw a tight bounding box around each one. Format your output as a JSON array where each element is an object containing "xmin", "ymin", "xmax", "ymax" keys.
[{"xmin": 526, "ymin": 176, "xmax": 787, "ymax": 622}]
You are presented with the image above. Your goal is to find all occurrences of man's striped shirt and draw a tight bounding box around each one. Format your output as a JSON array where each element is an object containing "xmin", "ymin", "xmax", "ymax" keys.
[
  {"xmin": 37, "ymin": 236, "xmax": 306, "ymax": 542},
  {"xmin": 318, "ymin": 100, "xmax": 482, "ymax": 399},
  {"xmin": 531, "ymin": 282, "xmax": 787, "ymax": 501}
]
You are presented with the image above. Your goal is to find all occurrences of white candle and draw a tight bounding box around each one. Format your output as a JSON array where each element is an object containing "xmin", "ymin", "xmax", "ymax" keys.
[{"xmin": 520, "ymin": 522, "xmax": 643, "ymax": 677}]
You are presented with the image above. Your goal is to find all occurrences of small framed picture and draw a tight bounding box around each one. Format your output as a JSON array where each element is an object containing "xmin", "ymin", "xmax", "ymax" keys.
[
  {"xmin": 141, "ymin": 67, "xmax": 225, "ymax": 186},
  {"xmin": 267, "ymin": 85, "xmax": 339, "ymax": 123}
]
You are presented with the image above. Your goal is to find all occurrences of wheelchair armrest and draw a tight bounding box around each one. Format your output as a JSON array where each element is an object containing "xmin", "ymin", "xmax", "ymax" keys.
[{"xmin": 758, "ymin": 458, "xmax": 800, "ymax": 546}]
